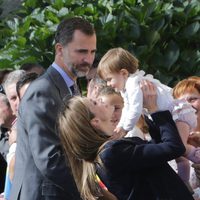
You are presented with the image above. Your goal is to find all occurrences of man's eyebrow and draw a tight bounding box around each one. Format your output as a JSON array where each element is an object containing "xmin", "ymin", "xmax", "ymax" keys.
[{"xmin": 75, "ymin": 49, "xmax": 97, "ymax": 52}]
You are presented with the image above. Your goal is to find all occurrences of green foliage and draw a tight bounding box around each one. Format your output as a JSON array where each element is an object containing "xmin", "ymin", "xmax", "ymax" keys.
[{"xmin": 0, "ymin": 0, "xmax": 200, "ymax": 86}]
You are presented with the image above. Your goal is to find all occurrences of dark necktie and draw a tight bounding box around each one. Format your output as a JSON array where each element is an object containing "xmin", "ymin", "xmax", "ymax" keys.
[{"xmin": 70, "ymin": 83, "xmax": 81, "ymax": 96}]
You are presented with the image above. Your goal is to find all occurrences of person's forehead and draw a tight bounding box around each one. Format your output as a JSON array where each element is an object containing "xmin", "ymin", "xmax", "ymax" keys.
[
  {"xmin": 0, "ymin": 100, "xmax": 6, "ymax": 107},
  {"xmin": 19, "ymin": 83, "xmax": 30, "ymax": 96},
  {"xmin": 184, "ymin": 89, "xmax": 199, "ymax": 95},
  {"xmin": 181, "ymin": 90, "xmax": 200, "ymax": 98},
  {"xmin": 5, "ymin": 83, "xmax": 16, "ymax": 93},
  {"xmin": 100, "ymin": 94, "xmax": 122, "ymax": 104},
  {"xmin": 70, "ymin": 30, "xmax": 96, "ymax": 45},
  {"xmin": 110, "ymin": 95, "xmax": 123, "ymax": 104}
]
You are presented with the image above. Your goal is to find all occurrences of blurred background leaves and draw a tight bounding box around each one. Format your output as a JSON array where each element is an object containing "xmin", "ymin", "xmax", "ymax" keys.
[{"xmin": 0, "ymin": 0, "xmax": 199, "ymax": 86}]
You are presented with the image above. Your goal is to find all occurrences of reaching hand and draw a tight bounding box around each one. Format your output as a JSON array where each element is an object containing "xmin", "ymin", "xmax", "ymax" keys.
[
  {"xmin": 112, "ymin": 127, "xmax": 127, "ymax": 139},
  {"xmin": 188, "ymin": 132, "xmax": 200, "ymax": 147},
  {"xmin": 140, "ymin": 80, "xmax": 158, "ymax": 113}
]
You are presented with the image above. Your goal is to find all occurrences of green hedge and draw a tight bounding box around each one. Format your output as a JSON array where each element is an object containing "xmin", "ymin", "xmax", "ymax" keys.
[{"xmin": 0, "ymin": 0, "xmax": 199, "ymax": 86}]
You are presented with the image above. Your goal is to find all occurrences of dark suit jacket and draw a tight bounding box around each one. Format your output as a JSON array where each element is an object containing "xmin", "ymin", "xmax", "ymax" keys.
[
  {"xmin": 0, "ymin": 127, "xmax": 9, "ymax": 160},
  {"xmin": 10, "ymin": 66, "xmax": 81, "ymax": 200},
  {"xmin": 0, "ymin": 127, "xmax": 9, "ymax": 193},
  {"xmin": 0, "ymin": 153, "xmax": 7, "ymax": 193},
  {"xmin": 98, "ymin": 111, "xmax": 194, "ymax": 200}
]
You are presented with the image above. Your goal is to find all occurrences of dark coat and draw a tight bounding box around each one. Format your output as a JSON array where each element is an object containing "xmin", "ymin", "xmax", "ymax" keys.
[
  {"xmin": 0, "ymin": 127, "xmax": 9, "ymax": 193},
  {"xmin": 98, "ymin": 111, "xmax": 194, "ymax": 200},
  {"xmin": 0, "ymin": 153, "xmax": 7, "ymax": 193},
  {"xmin": 0, "ymin": 127, "xmax": 9, "ymax": 160}
]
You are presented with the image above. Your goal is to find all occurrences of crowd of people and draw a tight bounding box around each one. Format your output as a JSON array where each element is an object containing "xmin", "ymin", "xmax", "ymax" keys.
[{"xmin": 0, "ymin": 16, "xmax": 200, "ymax": 200}]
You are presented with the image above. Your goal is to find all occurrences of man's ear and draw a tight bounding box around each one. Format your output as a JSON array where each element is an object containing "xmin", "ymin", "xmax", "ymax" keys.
[
  {"xmin": 120, "ymin": 69, "xmax": 129, "ymax": 78},
  {"xmin": 90, "ymin": 118, "xmax": 100, "ymax": 128},
  {"xmin": 55, "ymin": 43, "xmax": 63, "ymax": 56}
]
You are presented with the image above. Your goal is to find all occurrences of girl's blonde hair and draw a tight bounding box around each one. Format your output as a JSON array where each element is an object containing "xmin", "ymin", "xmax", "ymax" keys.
[
  {"xmin": 173, "ymin": 78, "xmax": 200, "ymax": 98},
  {"xmin": 58, "ymin": 96, "xmax": 108, "ymax": 200},
  {"xmin": 97, "ymin": 47, "xmax": 139, "ymax": 79}
]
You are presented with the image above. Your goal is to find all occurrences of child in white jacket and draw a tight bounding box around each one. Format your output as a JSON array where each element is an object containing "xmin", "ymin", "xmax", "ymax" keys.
[{"xmin": 97, "ymin": 47, "xmax": 199, "ymax": 190}]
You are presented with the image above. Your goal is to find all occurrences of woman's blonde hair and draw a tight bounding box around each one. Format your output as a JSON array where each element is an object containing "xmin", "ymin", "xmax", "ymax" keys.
[
  {"xmin": 173, "ymin": 78, "xmax": 200, "ymax": 98},
  {"xmin": 97, "ymin": 47, "xmax": 139, "ymax": 79},
  {"xmin": 58, "ymin": 96, "xmax": 109, "ymax": 200}
]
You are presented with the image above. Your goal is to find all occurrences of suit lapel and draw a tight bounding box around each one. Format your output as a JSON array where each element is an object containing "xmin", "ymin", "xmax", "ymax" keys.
[{"xmin": 46, "ymin": 66, "xmax": 72, "ymax": 101}]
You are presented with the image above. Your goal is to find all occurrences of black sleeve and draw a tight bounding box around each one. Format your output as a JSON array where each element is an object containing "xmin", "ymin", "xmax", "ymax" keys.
[{"xmin": 102, "ymin": 111, "xmax": 185, "ymax": 171}]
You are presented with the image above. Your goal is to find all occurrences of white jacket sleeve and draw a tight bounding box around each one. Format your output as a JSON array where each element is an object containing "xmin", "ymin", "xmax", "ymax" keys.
[{"xmin": 118, "ymin": 76, "xmax": 143, "ymax": 131}]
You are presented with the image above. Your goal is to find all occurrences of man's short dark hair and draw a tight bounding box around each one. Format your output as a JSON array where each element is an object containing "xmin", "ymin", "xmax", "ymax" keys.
[
  {"xmin": 20, "ymin": 63, "xmax": 45, "ymax": 75},
  {"xmin": 16, "ymin": 73, "xmax": 38, "ymax": 99},
  {"xmin": 55, "ymin": 17, "xmax": 95, "ymax": 46}
]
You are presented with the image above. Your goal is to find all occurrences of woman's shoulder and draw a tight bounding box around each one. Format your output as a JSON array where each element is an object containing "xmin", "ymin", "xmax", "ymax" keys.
[
  {"xmin": 102, "ymin": 137, "xmax": 146, "ymax": 158},
  {"xmin": 99, "ymin": 138, "xmax": 147, "ymax": 173},
  {"xmin": 106, "ymin": 137, "xmax": 145, "ymax": 146}
]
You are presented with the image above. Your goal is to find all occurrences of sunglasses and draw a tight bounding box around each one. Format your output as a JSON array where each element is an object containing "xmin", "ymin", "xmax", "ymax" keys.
[{"xmin": 0, "ymin": 84, "xmax": 5, "ymax": 94}]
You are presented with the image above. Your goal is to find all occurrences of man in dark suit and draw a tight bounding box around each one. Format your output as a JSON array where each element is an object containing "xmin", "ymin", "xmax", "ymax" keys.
[
  {"xmin": 0, "ymin": 92, "xmax": 16, "ymax": 193},
  {"xmin": 10, "ymin": 17, "xmax": 96, "ymax": 200}
]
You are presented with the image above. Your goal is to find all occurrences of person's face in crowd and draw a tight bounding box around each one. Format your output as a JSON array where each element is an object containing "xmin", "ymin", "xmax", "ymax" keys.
[
  {"xmin": 99, "ymin": 94, "xmax": 124, "ymax": 127},
  {"xmin": 181, "ymin": 89, "xmax": 200, "ymax": 127},
  {"xmin": 103, "ymin": 70, "xmax": 128, "ymax": 92},
  {"xmin": 16, "ymin": 82, "xmax": 31, "ymax": 110},
  {"xmin": 5, "ymin": 83, "xmax": 18, "ymax": 115},
  {"xmin": 87, "ymin": 98, "xmax": 115, "ymax": 136},
  {"xmin": 87, "ymin": 80, "xmax": 101, "ymax": 100},
  {"xmin": 18, "ymin": 83, "xmax": 30, "ymax": 100},
  {"xmin": 8, "ymin": 122, "xmax": 17, "ymax": 146},
  {"xmin": 0, "ymin": 97, "xmax": 14, "ymax": 128},
  {"xmin": 58, "ymin": 30, "xmax": 96, "ymax": 79}
]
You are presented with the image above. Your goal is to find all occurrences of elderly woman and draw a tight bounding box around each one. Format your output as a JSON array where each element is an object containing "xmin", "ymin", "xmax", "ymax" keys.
[
  {"xmin": 58, "ymin": 81, "xmax": 194, "ymax": 200},
  {"xmin": 173, "ymin": 76, "xmax": 200, "ymax": 134},
  {"xmin": 173, "ymin": 77, "xmax": 200, "ymax": 196}
]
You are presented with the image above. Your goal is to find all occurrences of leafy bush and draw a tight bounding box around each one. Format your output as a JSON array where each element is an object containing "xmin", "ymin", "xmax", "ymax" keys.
[{"xmin": 0, "ymin": 0, "xmax": 199, "ymax": 86}]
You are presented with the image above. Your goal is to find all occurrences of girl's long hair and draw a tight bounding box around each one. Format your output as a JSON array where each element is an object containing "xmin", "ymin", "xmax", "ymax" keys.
[{"xmin": 58, "ymin": 96, "xmax": 109, "ymax": 200}]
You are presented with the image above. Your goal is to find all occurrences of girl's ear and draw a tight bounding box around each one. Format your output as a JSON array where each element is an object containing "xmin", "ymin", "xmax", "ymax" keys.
[
  {"xmin": 120, "ymin": 69, "xmax": 129, "ymax": 78},
  {"xmin": 90, "ymin": 118, "xmax": 100, "ymax": 128}
]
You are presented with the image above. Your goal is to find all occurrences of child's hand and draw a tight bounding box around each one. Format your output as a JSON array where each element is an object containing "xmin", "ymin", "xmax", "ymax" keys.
[
  {"xmin": 188, "ymin": 132, "xmax": 200, "ymax": 147},
  {"xmin": 112, "ymin": 127, "xmax": 127, "ymax": 139}
]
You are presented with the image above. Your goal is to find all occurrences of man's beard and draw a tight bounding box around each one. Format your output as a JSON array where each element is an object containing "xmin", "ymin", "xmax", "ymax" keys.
[{"xmin": 68, "ymin": 63, "xmax": 91, "ymax": 77}]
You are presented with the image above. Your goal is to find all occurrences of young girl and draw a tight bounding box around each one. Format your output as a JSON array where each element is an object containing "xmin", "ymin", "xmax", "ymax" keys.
[
  {"xmin": 97, "ymin": 47, "xmax": 200, "ymax": 189},
  {"xmin": 97, "ymin": 86, "xmax": 149, "ymax": 140}
]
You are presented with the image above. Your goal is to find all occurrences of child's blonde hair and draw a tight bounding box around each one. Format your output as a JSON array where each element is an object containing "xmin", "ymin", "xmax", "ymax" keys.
[{"xmin": 97, "ymin": 47, "xmax": 139, "ymax": 79}]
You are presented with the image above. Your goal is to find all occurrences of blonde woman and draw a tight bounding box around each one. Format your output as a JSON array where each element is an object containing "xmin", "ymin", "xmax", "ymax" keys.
[{"xmin": 58, "ymin": 81, "xmax": 194, "ymax": 200}]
